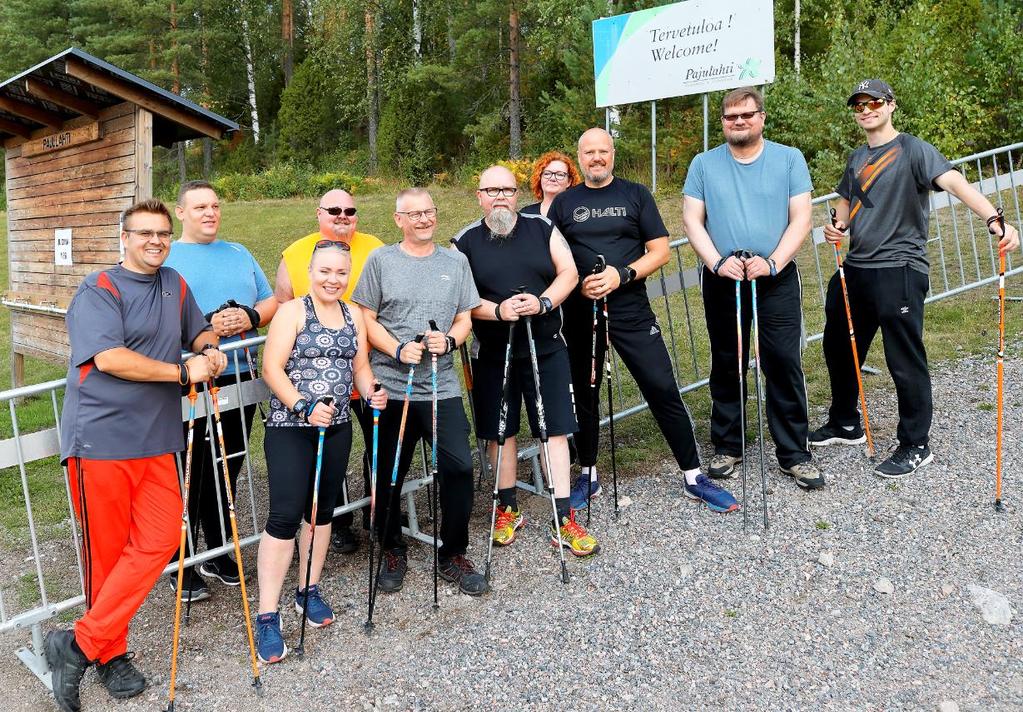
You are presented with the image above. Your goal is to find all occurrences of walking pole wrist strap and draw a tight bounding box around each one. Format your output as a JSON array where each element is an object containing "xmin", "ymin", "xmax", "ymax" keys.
[
  {"xmin": 712, "ymin": 256, "xmax": 728, "ymax": 274},
  {"xmin": 494, "ymin": 303, "xmax": 504, "ymax": 321},
  {"xmin": 395, "ymin": 342, "xmax": 407, "ymax": 362},
  {"xmin": 767, "ymin": 257, "xmax": 778, "ymax": 277}
]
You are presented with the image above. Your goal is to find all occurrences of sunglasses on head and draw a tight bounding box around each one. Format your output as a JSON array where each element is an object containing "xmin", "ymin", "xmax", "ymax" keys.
[
  {"xmin": 314, "ymin": 239, "xmax": 351, "ymax": 251},
  {"xmin": 850, "ymin": 98, "xmax": 888, "ymax": 113},
  {"xmin": 319, "ymin": 206, "xmax": 357, "ymax": 217}
]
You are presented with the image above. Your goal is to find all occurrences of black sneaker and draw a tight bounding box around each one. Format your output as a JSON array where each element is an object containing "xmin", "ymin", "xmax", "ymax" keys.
[
  {"xmin": 200, "ymin": 557, "xmax": 241, "ymax": 586},
  {"xmin": 875, "ymin": 445, "xmax": 933, "ymax": 479},
  {"xmin": 45, "ymin": 629, "xmax": 91, "ymax": 712},
  {"xmin": 376, "ymin": 550, "xmax": 407, "ymax": 593},
  {"xmin": 95, "ymin": 652, "xmax": 146, "ymax": 699},
  {"xmin": 331, "ymin": 525, "xmax": 359, "ymax": 555},
  {"xmin": 809, "ymin": 421, "xmax": 866, "ymax": 446},
  {"xmin": 438, "ymin": 555, "xmax": 491, "ymax": 596},
  {"xmin": 166, "ymin": 571, "xmax": 210, "ymax": 602}
]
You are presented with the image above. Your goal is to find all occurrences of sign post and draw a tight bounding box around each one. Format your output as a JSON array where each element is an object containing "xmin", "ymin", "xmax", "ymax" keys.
[{"xmin": 592, "ymin": 0, "xmax": 775, "ymax": 183}]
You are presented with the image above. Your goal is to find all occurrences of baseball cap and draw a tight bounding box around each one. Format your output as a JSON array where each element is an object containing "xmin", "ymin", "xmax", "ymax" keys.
[{"xmin": 846, "ymin": 79, "xmax": 895, "ymax": 105}]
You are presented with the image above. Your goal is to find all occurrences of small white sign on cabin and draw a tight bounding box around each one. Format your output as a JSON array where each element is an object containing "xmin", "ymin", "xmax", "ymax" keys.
[{"xmin": 54, "ymin": 228, "xmax": 73, "ymax": 266}]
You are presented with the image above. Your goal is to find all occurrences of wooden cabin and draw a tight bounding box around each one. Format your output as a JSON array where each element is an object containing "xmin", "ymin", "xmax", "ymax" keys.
[{"xmin": 0, "ymin": 48, "xmax": 237, "ymax": 385}]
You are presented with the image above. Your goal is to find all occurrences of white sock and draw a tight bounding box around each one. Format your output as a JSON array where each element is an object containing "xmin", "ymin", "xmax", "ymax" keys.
[
  {"xmin": 581, "ymin": 465, "xmax": 598, "ymax": 481},
  {"xmin": 684, "ymin": 468, "xmax": 701, "ymax": 486}
]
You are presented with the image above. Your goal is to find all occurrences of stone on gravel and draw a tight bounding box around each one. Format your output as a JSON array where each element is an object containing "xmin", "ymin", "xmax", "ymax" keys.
[
  {"xmin": 938, "ymin": 702, "xmax": 960, "ymax": 712},
  {"xmin": 873, "ymin": 577, "xmax": 895, "ymax": 594},
  {"xmin": 817, "ymin": 552, "xmax": 835, "ymax": 568},
  {"xmin": 967, "ymin": 584, "xmax": 1013, "ymax": 625}
]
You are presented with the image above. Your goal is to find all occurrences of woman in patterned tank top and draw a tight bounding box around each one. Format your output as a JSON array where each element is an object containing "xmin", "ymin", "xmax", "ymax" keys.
[{"xmin": 253, "ymin": 241, "xmax": 388, "ymax": 663}]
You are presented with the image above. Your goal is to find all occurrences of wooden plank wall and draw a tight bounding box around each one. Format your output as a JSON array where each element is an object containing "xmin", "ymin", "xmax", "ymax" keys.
[{"xmin": 5, "ymin": 102, "xmax": 141, "ymax": 364}]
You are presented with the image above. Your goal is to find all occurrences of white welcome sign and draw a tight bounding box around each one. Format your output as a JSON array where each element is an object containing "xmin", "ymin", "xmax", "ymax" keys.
[{"xmin": 592, "ymin": 0, "xmax": 775, "ymax": 107}]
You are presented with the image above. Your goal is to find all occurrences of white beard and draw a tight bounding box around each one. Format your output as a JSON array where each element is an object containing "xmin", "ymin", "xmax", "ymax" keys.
[{"xmin": 486, "ymin": 208, "xmax": 517, "ymax": 236}]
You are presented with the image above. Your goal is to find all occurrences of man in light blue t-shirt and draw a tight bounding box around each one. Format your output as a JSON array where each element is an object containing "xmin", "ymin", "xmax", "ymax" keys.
[
  {"xmin": 683, "ymin": 87, "xmax": 825, "ymax": 493},
  {"xmin": 162, "ymin": 180, "xmax": 278, "ymax": 602}
]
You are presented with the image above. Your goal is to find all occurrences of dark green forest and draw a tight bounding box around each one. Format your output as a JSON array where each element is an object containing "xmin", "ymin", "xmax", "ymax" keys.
[{"xmin": 0, "ymin": 0, "xmax": 1020, "ymax": 201}]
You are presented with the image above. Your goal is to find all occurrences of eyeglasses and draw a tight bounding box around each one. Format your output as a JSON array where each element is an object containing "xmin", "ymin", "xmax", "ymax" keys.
[
  {"xmin": 850, "ymin": 98, "xmax": 888, "ymax": 113},
  {"xmin": 396, "ymin": 208, "xmax": 438, "ymax": 221},
  {"xmin": 318, "ymin": 206, "xmax": 357, "ymax": 217},
  {"xmin": 124, "ymin": 229, "xmax": 173, "ymax": 240},
  {"xmin": 314, "ymin": 239, "xmax": 351, "ymax": 251},
  {"xmin": 721, "ymin": 110, "xmax": 763, "ymax": 123},
  {"xmin": 541, "ymin": 170, "xmax": 569, "ymax": 181},
  {"xmin": 478, "ymin": 187, "xmax": 518, "ymax": 197}
]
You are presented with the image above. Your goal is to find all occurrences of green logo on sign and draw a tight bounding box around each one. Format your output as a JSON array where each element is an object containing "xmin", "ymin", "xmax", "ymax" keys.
[{"xmin": 738, "ymin": 58, "xmax": 761, "ymax": 80}]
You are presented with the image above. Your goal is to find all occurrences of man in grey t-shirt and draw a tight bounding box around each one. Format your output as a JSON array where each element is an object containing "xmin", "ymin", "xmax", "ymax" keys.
[
  {"xmin": 352, "ymin": 187, "xmax": 488, "ymax": 596},
  {"xmin": 811, "ymin": 79, "xmax": 1019, "ymax": 479}
]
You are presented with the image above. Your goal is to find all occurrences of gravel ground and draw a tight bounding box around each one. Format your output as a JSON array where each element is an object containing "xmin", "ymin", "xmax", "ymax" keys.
[{"xmin": 2, "ymin": 355, "xmax": 1021, "ymax": 711}]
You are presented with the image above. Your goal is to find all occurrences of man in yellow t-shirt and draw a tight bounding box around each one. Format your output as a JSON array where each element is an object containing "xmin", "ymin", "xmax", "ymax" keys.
[
  {"xmin": 274, "ymin": 188, "xmax": 384, "ymax": 303},
  {"xmin": 274, "ymin": 188, "xmax": 384, "ymax": 554}
]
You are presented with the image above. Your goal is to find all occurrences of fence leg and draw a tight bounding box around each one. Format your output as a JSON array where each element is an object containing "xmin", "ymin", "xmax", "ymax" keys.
[{"xmin": 15, "ymin": 622, "xmax": 51, "ymax": 690}]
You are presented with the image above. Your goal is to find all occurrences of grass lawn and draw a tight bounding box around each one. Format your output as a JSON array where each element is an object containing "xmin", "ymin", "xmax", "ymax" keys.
[{"xmin": 0, "ymin": 181, "xmax": 1020, "ymax": 555}]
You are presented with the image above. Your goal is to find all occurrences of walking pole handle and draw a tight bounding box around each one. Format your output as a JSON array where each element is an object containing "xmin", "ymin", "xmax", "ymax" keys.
[
  {"xmin": 593, "ymin": 254, "xmax": 606, "ymax": 274},
  {"xmin": 829, "ymin": 208, "xmax": 848, "ymax": 233},
  {"xmin": 429, "ymin": 319, "xmax": 440, "ymax": 332}
]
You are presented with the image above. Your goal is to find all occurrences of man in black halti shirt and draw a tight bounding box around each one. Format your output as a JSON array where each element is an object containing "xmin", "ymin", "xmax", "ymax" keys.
[{"xmin": 549, "ymin": 129, "xmax": 737, "ymax": 513}]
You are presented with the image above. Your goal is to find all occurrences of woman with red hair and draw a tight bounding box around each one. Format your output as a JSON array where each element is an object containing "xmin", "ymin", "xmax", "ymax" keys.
[{"xmin": 522, "ymin": 151, "xmax": 581, "ymax": 217}]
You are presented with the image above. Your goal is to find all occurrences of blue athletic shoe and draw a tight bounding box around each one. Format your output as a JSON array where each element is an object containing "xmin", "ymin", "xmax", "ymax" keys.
[
  {"xmin": 256, "ymin": 611, "xmax": 288, "ymax": 663},
  {"xmin": 683, "ymin": 474, "xmax": 739, "ymax": 513},
  {"xmin": 568, "ymin": 473, "xmax": 601, "ymax": 510},
  {"xmin": 294, "ymin": 584, "xmax": 334, "ymax": 627}
]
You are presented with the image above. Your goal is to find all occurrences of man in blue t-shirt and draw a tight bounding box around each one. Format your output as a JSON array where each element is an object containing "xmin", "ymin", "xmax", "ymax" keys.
[
  {"xmin": 811, "ymin": 79, "xmax": 1019, "ymax": 479},
  {"xmin": 162, "ymin": 180, "xmax": 277, "ymax": 602},
  {"xmin": 684, "ymin": 86, "xmax": 824, "ymax": 492}
]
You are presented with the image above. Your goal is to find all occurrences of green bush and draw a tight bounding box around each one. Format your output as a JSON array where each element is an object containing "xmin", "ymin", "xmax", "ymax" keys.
[{"xmin": 207, "ymin": 166, "xmax": 363, "ymax": 202}]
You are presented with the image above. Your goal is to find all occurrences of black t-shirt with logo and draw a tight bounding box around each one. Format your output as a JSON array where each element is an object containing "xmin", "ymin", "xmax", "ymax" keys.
[
  {"xmin": 452, "ymin": 212, "xmax": 566, "ymax": 362},
  {"xmin": 548, "ymin": 177, "xmax": 668, "ymax": 314}
]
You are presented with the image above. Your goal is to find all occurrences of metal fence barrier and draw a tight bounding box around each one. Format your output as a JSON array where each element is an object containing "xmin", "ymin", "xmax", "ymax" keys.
[{"xmin": 1, "ymin": 141, "xmax": 1020, "ymax": 687}]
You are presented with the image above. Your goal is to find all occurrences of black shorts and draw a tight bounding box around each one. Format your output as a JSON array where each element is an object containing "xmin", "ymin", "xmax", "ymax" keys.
[{"xmin": 472, "ymin": 349, "xmax": 578, "ymax": 439}]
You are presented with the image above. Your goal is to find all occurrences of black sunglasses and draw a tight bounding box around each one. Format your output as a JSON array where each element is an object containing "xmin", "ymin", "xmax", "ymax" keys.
[{"xmin": 319, "ymin": 206, "xmax": 357, "ymax": 217}]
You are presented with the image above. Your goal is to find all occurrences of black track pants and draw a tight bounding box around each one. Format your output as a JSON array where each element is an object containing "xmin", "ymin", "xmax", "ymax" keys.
[
  {"xmin": 822, "ymin": 264, "xmax": 931, "ymax": 447},
  {"xmin": 702, "ymin": 264, "xmax": 811, "ymax": 468},
  {"xmin": 563, "ymin": 292, "xmax": 701, "ymax": 472},
  {"xmin": 170, "ymin": 372, "xmax": 255, "ymax": 567},
  {"xmin": 374, "ymin": 397, "xmax": 474, "ymax": 558}
]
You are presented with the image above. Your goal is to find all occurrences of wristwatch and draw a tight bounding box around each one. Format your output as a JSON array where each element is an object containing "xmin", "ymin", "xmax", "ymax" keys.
[
  {"xmin": 291, "ymin": 398, "xmax": 309, "ymax": 420},
  {"xmin": 539, "ymin": 296, "xmax": 554, "ymax": 314},
  {"xmin": 619, "ymin": 266, "xmax": 637, "ymax": 285}
]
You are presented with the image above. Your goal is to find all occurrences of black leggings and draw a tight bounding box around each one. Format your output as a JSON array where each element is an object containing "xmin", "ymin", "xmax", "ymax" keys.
[{"xmin": 264, "ymin": 423, "xmax": 353, "ymax": 540}]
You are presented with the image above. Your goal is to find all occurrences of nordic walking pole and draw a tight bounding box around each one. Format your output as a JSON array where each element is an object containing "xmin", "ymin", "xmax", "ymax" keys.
[
  {"xmin": 183, "ymin": 408, "xmax": 207, "ymax": 627},
  {"xmin": 166, "ymin": 385, "xmax": 198, "ymax": 712},
  {"xmin": 523, "ymin": 303, "xmax": 571, "ymax": 585},
  {"xmin": 295, "ymin": 396, "xmax": 335, "ymax": 658},
  {"xmin": 733, "ymin": 252, "xmax": 748, "ymax": 532},
  {"xmin": 830, "ymin": 208, "xmax": 875, "ymax": 458},
  {"xmin": 428, "ymin": 320, "xmax": 441, "ymax": 611},
  {"xmin": 587, "ymin": 256, "xmax": 606, "ymax": 526},
  {"xmin": 994, "ymin": 207, "xmax": 1007, "ymax": 513},
  {"xmin": 747, "ymin": 258, "xmax": 769, "ymax": 530},
  {"xmin": 206, "ymin": 381, "xmax": 261, "ymax": 695},
  {"xmin": 460, "ymin": 343, "xmax": 490, "ymax": 491},
  {"xmin": 363, "ymin": 383, "xmax": 382, "ymax": 633},
  {"xmin": 600, "ymin": 259, "xmax": 620, "ymax": 518},
  {"xmin": 483, "ymin": 318, "xmax": 517, "ymax": 583},
  {"xmin": 367, "ymin": 334, "xmax": 424, "ymax": 624}
]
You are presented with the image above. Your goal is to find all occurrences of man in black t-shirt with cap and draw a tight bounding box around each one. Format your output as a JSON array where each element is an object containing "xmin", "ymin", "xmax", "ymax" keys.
[
  {"xmin": 812, "ymin": 79, "xmax": 1019, "ymax": 478},
  {"xmin": 549, "ymin": 129, "xmax": 738, "ymax": 514},
  {"xmin": 454, "ymin": 165, "xmax": 600, "ymax": 556}
]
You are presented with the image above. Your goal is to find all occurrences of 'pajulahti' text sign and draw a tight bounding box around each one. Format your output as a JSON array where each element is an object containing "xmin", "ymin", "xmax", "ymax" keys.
[
  {"xmin": 592, "ymin": 0, "xmax": 774, "ymax": 107},
  {"xmin": 21, "ymin": 122, "xmax": 101, "ymax": 157}
]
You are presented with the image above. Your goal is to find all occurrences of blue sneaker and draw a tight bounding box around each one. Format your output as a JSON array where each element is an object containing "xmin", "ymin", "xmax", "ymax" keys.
[
  {"xmin": 294, "ymin": 584, "xmax": 334, "ymax": 627},
  {"xmin": 256, "ymin": 612, "xmax": 288, "ymax": 663},
  {"xmin": 683, "ymin": 474, "xmax": 739, "ymax": 513},
  {"xmin": 568, "ymin": 473, "xmax": 601, "ymax": 510}
]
